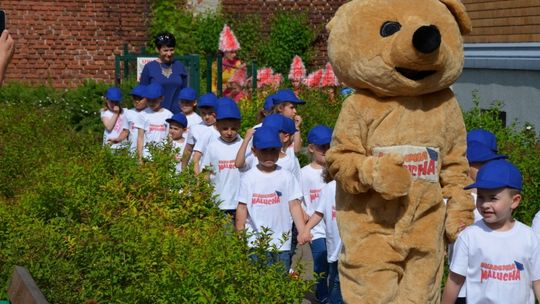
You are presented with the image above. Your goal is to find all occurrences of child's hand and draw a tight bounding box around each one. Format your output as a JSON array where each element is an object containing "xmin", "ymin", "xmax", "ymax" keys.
[
  {"xmin": 244, "ymin": 128, "xmax": 255, "ymax": 140},
  {"xmin": 294, "ymin": 115, "xmax": 302, "ymax": 128},
  {"xmin": 112, "ymin": 105, "xmax": 121, "ymax": 113},
  {"xmin": 298, "ymin": 231, "xmax": 312, "ymax": 245}
]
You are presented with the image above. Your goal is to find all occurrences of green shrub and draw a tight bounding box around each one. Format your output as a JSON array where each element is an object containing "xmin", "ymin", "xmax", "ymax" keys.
[{"xmin": 258, "ymin": 11, "xmax": 317, "ymax": 74}]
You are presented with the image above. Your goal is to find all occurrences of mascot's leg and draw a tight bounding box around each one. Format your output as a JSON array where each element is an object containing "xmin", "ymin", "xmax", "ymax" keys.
[
  {"xmin": 336, "ymin": 192, "xmax": 408, "ymax": 303},
  {"xmin": 396, "ymin": 195, "xmax": 446, "ymax": 304}
]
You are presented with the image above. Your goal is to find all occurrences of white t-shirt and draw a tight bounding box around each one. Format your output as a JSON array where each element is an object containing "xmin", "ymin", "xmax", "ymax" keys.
[
  {"xmin": 531, "ymin": 211, "xmax": 540, "ymax": 239},
  {"xmin": 141, "ymin": 108, "xmax": 173, "ymax": 158},
  {"xmin": 277, "ymin": 153, "xmax": 301, "ymax": 182},
  {"xmin": 201, "ymin": 136, "xmax": 243, "ymax": 210},
  {"xmin": 101, "ymin": 109, "xmax": 129, "ymax": 149},
  {"xmin": 124, "ymin": 108, "xmax": 145, "ymax": 153},
  {"xmin": 315, "ymin": 181, "xmax": 341, "ymax": 263},
  {"xmin": 172, "ymin": 139, "xmax": 187, "ymax": 174},
  {"xmin": 236, "ymin": 166, "xmax": 303, "ymax": 252},
  {"xmin": 447, "ymin": 192, "xmax": 483, "ymax": 297},
  {"xmin": 300, "ymin": 164, "xmax": 327, "ymax": 240},
  {"xmin": 450, "ymin": 220, "xmax": 540, "ymax": 304},
  {"xmin": 185, "ymin": 112, "xmax": 202, "ymax": 129},
  {"xmin": 193, "ymin": 125, "xmax": 220, "ymax": 155}
]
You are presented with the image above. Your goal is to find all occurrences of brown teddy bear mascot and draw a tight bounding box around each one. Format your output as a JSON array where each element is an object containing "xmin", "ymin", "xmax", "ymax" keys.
[{"xmin": 325, "ymin": 0, "xmax": 475, "ymax": 302}]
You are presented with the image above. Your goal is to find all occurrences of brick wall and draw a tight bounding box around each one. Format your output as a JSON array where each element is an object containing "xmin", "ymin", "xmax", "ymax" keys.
[{"xmin": 2, "ymin": 0, "xmax": 150, "ymax": 87}]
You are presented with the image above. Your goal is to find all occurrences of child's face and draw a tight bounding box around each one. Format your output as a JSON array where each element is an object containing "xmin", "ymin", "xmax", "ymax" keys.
[
  {"xmin": 146, "ymin": 97, "xmax": 163, "ymax": 111},
  {"xmin": 132, "ymin": 96, "xmax": 146, "ymax": 111},
  {"xmin": 223, "ymin": 51, "xmax": 237, "ymax": 61},
  {"xmin": 476, "ymin": 187, "xmax": 521, "ymax": 230},
  {"xmin": 253, "ymin": 147, "xmax": 280, "ymax": 171},
  {"xmin": 278, "ymin": 102, "xmax": 297, "ymax": 119},
  {"xmin": 216, "ymin": 119, "xmax": 240, "ymax": 143},
  {"xmin": 180, "ymin": 100, "xmax": 196, "ymax": 115},
  {"xmin": 169, "ymin": 123, "xmax": 185, "ymax": 141},
  {"xmin": 308, "ymin": 143, "xmax": 330, "ymax": 166},
  {"xmin": 106, "ymin": 100, "xmax": 117, "ymax": 110},
  {"xmin": 199, "ymin": 107, "xmax": 216, "ymax": 126}
]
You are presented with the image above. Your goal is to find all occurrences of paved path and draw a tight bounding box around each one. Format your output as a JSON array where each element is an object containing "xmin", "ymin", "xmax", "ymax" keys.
[{"xmin": 292, "ymin": 243, "xmax": 318, "ymax": 303}]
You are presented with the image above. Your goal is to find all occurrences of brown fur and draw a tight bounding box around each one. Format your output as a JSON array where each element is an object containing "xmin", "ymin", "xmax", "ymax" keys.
[{"xmin": 325, "ymin": 0, "xmax": 474, "ymax": 302}]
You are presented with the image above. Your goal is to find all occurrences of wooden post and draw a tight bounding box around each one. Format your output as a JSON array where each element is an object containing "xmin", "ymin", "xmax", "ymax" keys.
[{"xmin": 7, "ymin": 266, "xmax": 49, "ymax": 304}]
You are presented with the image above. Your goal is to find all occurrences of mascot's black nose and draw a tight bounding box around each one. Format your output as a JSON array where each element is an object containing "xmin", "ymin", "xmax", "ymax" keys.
[{"xmin": 412, "ymin": 25, "xmax": 441, "ymax": 54}]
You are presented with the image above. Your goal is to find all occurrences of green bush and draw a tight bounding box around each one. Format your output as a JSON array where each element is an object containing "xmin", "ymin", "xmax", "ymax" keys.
[
  {"xmin": 0, "ymin": 84, "xmax": 314, "ymax": 302},
  {"xmin": 258, "ymin": 11, "xmax": 317, "ymax": 74}
]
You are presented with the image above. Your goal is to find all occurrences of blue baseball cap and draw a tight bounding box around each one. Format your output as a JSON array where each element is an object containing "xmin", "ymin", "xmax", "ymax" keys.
[
  {"xmin": 129, "ymin": 84, "xmax": 146, "ymax": 97},
  {"xmin": 467, "ymin": 141, "xmax": 507, "ymax": 163},
  {"xmin": 464, "ymin": 159, "xmax": 522, "ymax": 190},
  {"xmin": 467, "ymin": 129, "xmax": 507, "ymax": 163},
  {"xmin": 272, "ymin": 88, "xmax": 305, "ymax": 105},
  {"xmin": 263, "ymin": 93, "xmax": 277, "ymax": 111},
  {"xmin": 253, "ymin": 126, "xmax": 282, "ymax": 149},
  {"xmin": 104, "ymin": 87, "xmax": 123, "ymax": 103},
  {"xmin": 198, "ymin": 92, "xmax": 218, "ymax": 108},
  {"xmin": 262, "ymin": 114, "xmax": 297, "ymax": 135},
  {"xmin": 142, "ymin": 83, "xmax": 164, "ymax": 99},
  {"xmin": 308, "ymin": 125, "xmax": 333, "ymax": 145},
  {"xmin": 468, "ymin": 129, "xmax": 498, "ymax": 151},
  {"xmin": 216, "ymin": 97, "xmax": 241, "ymax": 120},
  {"xmin": 178, "ymin": 87, "xmax": 197, "ymax": 101},
  {"xmin": 166, "ymin": 113, "xmax": 188, "ymax": 128}
]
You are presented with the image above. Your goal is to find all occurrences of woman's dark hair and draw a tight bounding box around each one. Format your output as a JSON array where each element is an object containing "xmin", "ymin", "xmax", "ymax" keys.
[{"xmin": 154, "ymin": 32, "xmax": 176, "ymax": 49}]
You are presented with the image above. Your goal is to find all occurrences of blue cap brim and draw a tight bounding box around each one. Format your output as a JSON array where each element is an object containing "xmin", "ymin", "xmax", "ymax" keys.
[{"xmin": 464, "ymin": 180, "xmax": 508, "ymax": 190}]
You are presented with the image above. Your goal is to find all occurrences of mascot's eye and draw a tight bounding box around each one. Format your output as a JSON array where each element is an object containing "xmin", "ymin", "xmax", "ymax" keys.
[{"xmin": 380, "ymin": 21, "xmax": 401, "ymax": 37}]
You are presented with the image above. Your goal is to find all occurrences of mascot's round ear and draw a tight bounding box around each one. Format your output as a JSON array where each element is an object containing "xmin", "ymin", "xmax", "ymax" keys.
[{"xmin": 440, "ymin": 0, "xmax": 472, "ymax": 35}]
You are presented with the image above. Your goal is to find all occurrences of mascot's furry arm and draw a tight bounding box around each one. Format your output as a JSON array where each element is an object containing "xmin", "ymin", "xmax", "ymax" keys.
[
  {"xmin": 440, "ymin": 98, "xmax": 474, "ymax": 242},
  {"xmin": 326, "ymin": 94, "xmax": 412, "ymax": 201}
]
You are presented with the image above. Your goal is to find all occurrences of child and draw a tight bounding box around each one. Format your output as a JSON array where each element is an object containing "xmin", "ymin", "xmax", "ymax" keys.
[
  {"xmin": 448, "ymin": 128, "xmax": 508, "ymax": 302},
  {"xmin": 298, "ymin": 173, "xmax": 343, "ymax": 304},
  {"xmin": 191, "ymin": 97, "xmax": 232, "ymax": 174},
  {"xmin": 182, "ymin": 92, "xmax": 218, "ymax": 169},
  {"xmin": 177, "ymin": 87, "xmax": 202, "ymax": 130},
  {"xmin": 237, "ymin": 114, "xmax": 301, "ymax": 181},
  {"xmin": 300, "ymin": 125, "xmax": 333, "ymax": 303},
  {"xmin": 270, "ymin": 89, "xmax": 305, "ymax": 155},
  {"xmin": 235, "ymin": 126, "xmax": 306, "ymax": 273},
  {"xmin": 100, "ymin": 87, "xmax": 129, "ymax": 149},
  {"xmin": 442, "ymin": 160, "xmax": 540, "ymax": 304},
  {"xmin": 137, "ymin": 83, "xmax": 173, "ymax": 161},
  {"xmin": 125, "ymin": 84, "xmax": 147, "ymax": 154},
  {"xmin": 165, "ymin": 113, "xmax": 188, "ymax": 174},
  {"xmin": 201, "ymin": 99, "xmax": 243, "ymax": 220}
]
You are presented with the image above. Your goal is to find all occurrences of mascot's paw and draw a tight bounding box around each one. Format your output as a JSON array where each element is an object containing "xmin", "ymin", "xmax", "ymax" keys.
[{"xmin": 371, "ymin": 153, "xmax": 412, "ymax": 200}]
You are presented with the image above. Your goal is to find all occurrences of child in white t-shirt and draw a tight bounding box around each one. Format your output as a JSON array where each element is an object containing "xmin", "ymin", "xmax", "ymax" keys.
[
  {"xmin": 235, "ymin": 126, "xmax": 306, "ymax": 273},
  {"xmin": 136, "ymin": 83, "xmax": 173, "ymax": 161},
  {"xmin": 181, "ymin": 92, "xmax": 217, "ymax": 169},
  {"xmin": 177, "ymin": 87, "xmax": 202, "ymax": 133},
  {"xmin": 448, "ymin": 129, "xmax": 508, "ymax": 302},
  {"xmin": 300, "ymin": 125, "xmax": 333, "ymax": 303},
  {"xmin": 236, "ymin": 114, "xmax": 301, "ymax": 181},
  {"xmin": 442, "ymin": 160, "xmax": 540, "ymax": 304},
  {"xmin": 201, "ymin": 98, "xmax": 243, "ymax": 220},
  {"xmin": 125, "ymin": 84, "xmax": 147, "ymax": 154},
  {"xmin": 100, "ymin": 87, "xmax": 129, "ymax": 150},
  {"xmin": 299, "ymin": 173, "xmax": 343, "ymax": 304},
  {"xmin": 270, "ymin": 89, "xmax": 305, "ymax": 155},
  {"xmin": 165, "ymin": 113, "xmax": 188, "ymax": 174}
]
